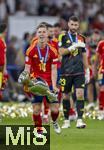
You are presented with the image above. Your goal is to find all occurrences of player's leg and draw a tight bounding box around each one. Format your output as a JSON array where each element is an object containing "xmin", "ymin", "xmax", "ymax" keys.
[
  {"xmin": 46, "ymin": 85, "xmax": 61, "ymax": 134},
  {"xmin": 50, "ymin": 102, "xmax": 61, "ymax": 134},
  {"xmin": 60, "ymin": 76, "xmax": 72, "ymax": 128},
  {"xmin": 0, "ymin": 66, "xmax": 4, "ymax": 100},
  {"xmin": 69, "ymin": 86, "xmax": 77, "ymax": 121},
  {"xmin": 74, "ymin": 74, "xmax": 86, "ymax": 128},
  {"xmin": 61, "ymin": 93, "xmax": 71, "ymax": 128},
  {"xmin": 69, "ymin": 95, "xmax": 77, "ymax": 121},
  {"xmin": 97, "ymin": 74, "xmax": 104, "ymax": 120},
  {"xmin": 43, "ymin": 97, "xmax": 50, "ymax": 123},
  {"xmin": 85, "ymin": 79, "xmax": 95, "ymax": 110},
  {"xmin": 32, "ymin": 95, "xmax": 43, "ymax": 133}
]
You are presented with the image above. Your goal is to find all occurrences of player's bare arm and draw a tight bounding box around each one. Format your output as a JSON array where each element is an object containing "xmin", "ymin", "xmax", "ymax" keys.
[
  {"xmin": 24, "ymin": 63, "xmax": 31, "ymax": 73},
  {"xmin": 51, "ymin": 64, "xmax": 59, "ymax": 92},
  {"xmin": 82, "ymin": 52, "xmax": 90, "ymax": 84},
  {"xmin": 93, "ymin": 52, "xmax": 100, "ymax": 77},
  {"xmin": 82, "ymin": 52, "xmax": 89, "ymax": 70}
]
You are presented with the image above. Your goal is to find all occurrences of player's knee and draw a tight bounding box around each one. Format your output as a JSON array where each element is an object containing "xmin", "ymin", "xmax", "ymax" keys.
[
  {"xmin": 33, "ymin": 109, "xmax": 41, "ymax": 115},
  {"xmin": 51, "ymin": 103, "xmax": 59, "ymax": 113},
  {"xmin": 0, "ymin": 66, "xmax": 4, "ymax": 72},
  {"xmin": 33, "ymin": 105, "xmax": 41, "ymax": 115},
  {"xmin": 100, "ymin": 85, "xmax": 104, "ymax": 91},
  {"xmin": 63, "ymin": 93, "xmax": 69, "ymax": 99},
  {"xmin": 76, "ymin": 89, "xmax": 84, "ymax": 100}
]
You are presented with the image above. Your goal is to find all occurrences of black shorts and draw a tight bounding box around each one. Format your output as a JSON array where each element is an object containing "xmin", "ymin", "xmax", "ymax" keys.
[{"xmin": 60, "ymin": 74, "xmax": 85, "ymax": 94}]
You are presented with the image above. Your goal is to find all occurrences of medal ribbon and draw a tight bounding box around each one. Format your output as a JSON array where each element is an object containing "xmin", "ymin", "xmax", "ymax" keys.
[
  {"xmin": 37, "ymin": 45, "xmax": 49, "ymax": 63},
  {"xmin": 68, "ymin": 32, "xmax": 78, "ymax": 43},
  {"xmin": 37, "ymin": 45, "xmax": 49, "ymax": 71}
]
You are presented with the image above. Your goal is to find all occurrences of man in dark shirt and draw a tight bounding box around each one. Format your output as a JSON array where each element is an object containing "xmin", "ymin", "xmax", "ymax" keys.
[{"xmin": 59, "ymin": 16, "xmax": 90, "ymax": 128}]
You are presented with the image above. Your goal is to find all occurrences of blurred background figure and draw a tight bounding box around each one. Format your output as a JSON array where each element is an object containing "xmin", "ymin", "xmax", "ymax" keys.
[
  {"xmin": 22, "ymin": 32, "xmax": 31, "ymax": 54},
  {"xmin": 95, "ymin": 40, "xmax": 104, "ymax": 120},
  {"xmin": 85, "ymin": 29, "xmax": 102, "ymax": 111},
  {"xmin": 0, "ymin": 23, "xmax": 7, "ymax": 100}
]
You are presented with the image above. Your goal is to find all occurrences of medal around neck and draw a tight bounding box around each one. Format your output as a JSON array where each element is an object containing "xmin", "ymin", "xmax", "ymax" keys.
[{"xmin": 37, "ymin": 45, "xmax": 49, "ymax": 72}]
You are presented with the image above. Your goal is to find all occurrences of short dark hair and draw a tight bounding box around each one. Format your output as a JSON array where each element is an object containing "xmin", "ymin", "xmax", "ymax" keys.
[
  {"xmin": 69, "ymin": 16, "xmax": 79, "ymax": 22},
  {"xmin": 47, "ymin": 24, "xmax": 53, "ymax": 28},
  {"xmin": 54, "ymin": 23, "xmax": 61, "ymax": 28},
  {"xmin": 39, "ymin": 22, "xmax": 48, "ymax": 26},
  {"xmin": 23, "ymin": 32, "xmax": 30, "ymax": 40},
  {"xmin": 36, "ymin": 24, "xmax": 48, "ymax": 30},
  {"xmin": 0, "ymin": 23, "xmax": 7, "ymax": 33}
]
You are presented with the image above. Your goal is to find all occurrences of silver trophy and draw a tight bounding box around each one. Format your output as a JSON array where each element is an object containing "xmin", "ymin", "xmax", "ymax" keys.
[
  {"xmin": 18, "ymin": 72, "xmax": 58, "ymax": 102},
  {"xmin": 28, "ymin": 77, "xmax": 58, "ymax": 102}
]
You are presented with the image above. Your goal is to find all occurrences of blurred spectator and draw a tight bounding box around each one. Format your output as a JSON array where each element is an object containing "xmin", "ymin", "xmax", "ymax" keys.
[
  {"xmin": 91, "ymin": 10, "xmax": 104, "ymax": 31},
  {"xmin": 60, "ymin": 2, "xmax": 73, "ymax": 21},
  {"xmin": 48, "ymin": 4, "xmax": 60, "ymax": 16},
  {"xmin": 21, "ymin": 0, "xmax": 39, "ymax": 15},
  {"xmin": 6, "ymin": 0, "xmax": 16, "ymax": 14},
  {"xmin": 38, "ymin": 0, "xmax": 50, "ymax": 15},
  {"xmin": 86, "ymin": 1, "xmax": 100, "ymax": 18},
  {"xmin": 7, "ymin": 36, "xmax": 17, "ymax": 66},
  {"xmin": 7, "ymin": 36, "xmax": 19, "ymax": 81},
  {"xmin": 15, "ymin": 1, "xmax": 27, "ymax": 16},
  {"xmin": 0, "ymin": 0, "xmax": 7, "ymax": 22},
  {"xmin": 50, "ymin": 0, "xmax": 71, "ymax": 8},
  {"xmin": 53, "ymin": 23, "xmax": 61, "ymax": 38},
  {"xmin": 0, "ymin": 0, "xmax": 103, "ymax": 33},
  {"xmin": 22, "ymin": 32, "xmax": 31, "ymax": 54}
]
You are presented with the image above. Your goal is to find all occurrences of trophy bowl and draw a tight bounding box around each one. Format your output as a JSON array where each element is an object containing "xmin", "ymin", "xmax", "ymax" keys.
[{"xmin": 28, "ymin": 77, "xmax": 58, "ymax": 102}]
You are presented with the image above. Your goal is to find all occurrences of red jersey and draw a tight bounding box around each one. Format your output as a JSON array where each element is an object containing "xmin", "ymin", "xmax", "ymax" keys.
[
  {"xmin": 26, "ymin": 41, "xmax": 58, "ymax": 85},
  {"xmin": 96, "ymin": 40, "xmax": 104, "ymax": 73},
  {"xmin": 0, "ymin": 37, "xmax": 6, "ymax": 66},
  {"xmin": 31, "ymin": 36, "xmax": 61, "ymax": 68},
  {"xmin": 32, "ymin": 37, "xmax": 58, "ymax": 50},
  {"xmin": 49, "ymin": 38, "xmax": 61, "ymax": 68},
  {"xmin": 31, "ymin": 36, "xmax": 38, "ymax": 45}
]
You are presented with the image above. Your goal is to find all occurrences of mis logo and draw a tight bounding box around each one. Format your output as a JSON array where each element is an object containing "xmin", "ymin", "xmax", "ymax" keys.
[{"xmin": 0, "ymin": 125, "xmax": 50, "ymax": 150}]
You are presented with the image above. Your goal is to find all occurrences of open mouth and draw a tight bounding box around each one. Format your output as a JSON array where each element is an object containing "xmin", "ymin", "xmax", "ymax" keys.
[
  {"xmin": 71, "ymin": 29, "xmax": 76, "ymax": 33},
  {"xmin": 39, "ymin": 36, "xmax": 45, "ymax": 40},
  {"xmin": 40, "ymin": 36, "xmax": 44, "ymax": 38}
]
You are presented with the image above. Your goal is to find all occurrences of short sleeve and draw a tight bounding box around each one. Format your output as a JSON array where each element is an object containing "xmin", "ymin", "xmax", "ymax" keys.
[
  {"xmin": 58, "ymin": 34, "xmax": 66, "ymax": 47},
  {"xmin": 79, "ymin": 34, "xmax": 86, "ymax": 53},
  {"xmin": 0, "ymin": 40, "xmax": 5, "ymax": 66},
  {"xmin": 25, "ymin": 44, "xmax": 34, "ymax": 65},
  {"xmin": 50, "ymin": 48, "xmax": 58, "ymax": 65}
]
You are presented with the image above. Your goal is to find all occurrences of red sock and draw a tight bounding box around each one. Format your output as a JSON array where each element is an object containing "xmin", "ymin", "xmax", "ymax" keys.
[
  {"xmin": 33, "ymin": 114, "xmax": 42, "ymax": 127},
  {"xmin": 51, "ymin": 111, "xmax": 59, "ymax": 122},
  {"xmin": 43, "ymin": 98, "xmax": 49, "ymax": 115},
  {"xmin": 69, "ymin": 108, "xmax": 76, "ymax": 115},
  {"xmin": 99, "ymin": 91, "xmax": 104, "ymax": 110},
  {"xmin": 0, "ymin": 90, "xmax": 3, "ymax": 100}
]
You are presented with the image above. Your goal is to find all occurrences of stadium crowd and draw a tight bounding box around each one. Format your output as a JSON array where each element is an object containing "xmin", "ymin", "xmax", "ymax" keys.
[
  {"xmin": 0, "ymin": 0, "xmax": 104, "ymax": 32},
  {"xmin": 0, "ymin": 0, "xmax": 104, "ymax": 130}
]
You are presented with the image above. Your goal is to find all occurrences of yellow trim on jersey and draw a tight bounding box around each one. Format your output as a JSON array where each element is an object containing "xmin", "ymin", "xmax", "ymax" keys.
[
  {"xmin": 26, "ymin": 40, "xmax": 37, "ymax": 56},
  {"xmin": 48, "ymin": 43, "xmax": 58, "ymax": 56},
  {"xmin": 52, "ymin": 37, "xmax": 58, "ymax": 42},
  {"xmin": 58, "ymin": 33, "xmax": 65, "ymax": 42},
  {"xmin": 0, "ymin": 72, "xmax": 3, "ymax": 89}
]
